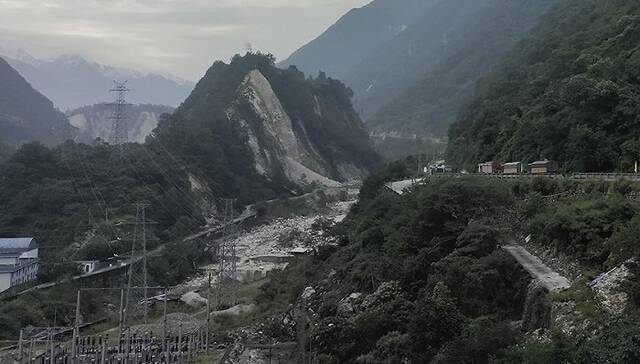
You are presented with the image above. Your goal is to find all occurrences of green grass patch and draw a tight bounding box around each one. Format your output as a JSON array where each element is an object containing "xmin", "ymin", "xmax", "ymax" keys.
[{"xmin": 550, "ymin": 273, "xmax": 600, "ymax": 319}]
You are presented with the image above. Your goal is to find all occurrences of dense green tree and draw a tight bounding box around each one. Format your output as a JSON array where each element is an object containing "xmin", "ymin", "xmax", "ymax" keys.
[{"xmin": 448, "ymin": 0, "xmax": 640, "ymax": 172}]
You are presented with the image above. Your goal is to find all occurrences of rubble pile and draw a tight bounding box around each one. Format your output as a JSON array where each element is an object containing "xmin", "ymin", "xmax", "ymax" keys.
[{"xmin": 591, "ymin": 262, "xmax": 631, "ymax": 315}]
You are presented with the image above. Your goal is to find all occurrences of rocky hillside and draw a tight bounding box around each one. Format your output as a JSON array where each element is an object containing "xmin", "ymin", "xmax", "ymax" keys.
[
  {"xmin": 0, "ymin": 57, "xmax": 69, "ymax": 147},
  {"xmin": 447, "ymin": 0, "xmax": 640, "ymax": 172},
  {"xmin": 68, "ymin": 103, "xmax": 173, "ymax": 144},
  {"xmin": 155, "ymin": 53, "xmax": 379, "ymax": 199},
  {"xmin": 4, "ymin": 51, "xmax": 193, "ymax": 110}
]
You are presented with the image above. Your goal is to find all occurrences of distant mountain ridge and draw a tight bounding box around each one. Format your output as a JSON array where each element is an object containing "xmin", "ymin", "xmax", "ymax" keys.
[
  {"xmin": 3, "ymin": 51, "xmax": 194, "ymax": 110},
  {"xmin": 279, "ymin": 0, "xmax": 438, "ymax": 80},
  {"xmin": 0, "ymin": 57, "xmax": 69, "ymax": 147}
]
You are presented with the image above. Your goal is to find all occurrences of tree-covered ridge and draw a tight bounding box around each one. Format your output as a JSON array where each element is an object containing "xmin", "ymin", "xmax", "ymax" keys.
[
  {"xmin": 0, "ymin": 57, "xmax": 69, "ymax": 147},
  {"xmin": 0, "ymin": 142, "xmax": 203, "ymax": 280},
  {"xmin": 259, "ymin": 159, "xmax": 640, "ymax": 362},
  {"xmin": 447, "ymin": 0, "xmax": 640, "ymax": 172},
  {"xmin": 156, "ymin": 53, "xmax": 379, "ymax": 196},
  {"xmin": 259, "ymin": 170, "xmax": 533, "ymax": 363}
]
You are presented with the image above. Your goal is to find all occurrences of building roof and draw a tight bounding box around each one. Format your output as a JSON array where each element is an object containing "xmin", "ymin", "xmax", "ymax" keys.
[
  {"xmin": 0, "ymin": 238, "xmax": 37, "ymax": 255},
  {"xmin": 504, "ymin": 162, "xmax": 523, "ymax": 166},
  {"xmin": 529, "ymin": 160, "xmax": 555, "ymax": 166}
]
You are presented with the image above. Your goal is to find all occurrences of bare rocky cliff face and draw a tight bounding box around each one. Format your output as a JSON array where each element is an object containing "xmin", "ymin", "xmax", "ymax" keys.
[
  {"xmin": 68, "ymin": 103, "xmax": 173, "ymax": 144},
  {"xmin": 154, "ymin": 54, "xmax": 379, "ymax": 200},
  {"xmin": 230, "ymin": 69, "xmax": 345, "ymax": 187}
]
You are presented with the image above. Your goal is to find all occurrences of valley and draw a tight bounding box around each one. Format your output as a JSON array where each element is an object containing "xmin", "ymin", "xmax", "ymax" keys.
[{"xmin": 2, "ymin": 0, "xmax": 640, "ymax": 362}]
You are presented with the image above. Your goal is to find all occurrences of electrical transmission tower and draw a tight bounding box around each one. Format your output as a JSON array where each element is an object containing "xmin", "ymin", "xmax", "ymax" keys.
[
  {"xmin": 216, "ymin": 199, "xmax": 239, "ymax": 309},
  {"xmin": 123, "ymin": 203, "xmax": 154, "ymax": 331},
  {"xmin": 109, "ymin": 80, "xmax": 130, "ymax": 145}
]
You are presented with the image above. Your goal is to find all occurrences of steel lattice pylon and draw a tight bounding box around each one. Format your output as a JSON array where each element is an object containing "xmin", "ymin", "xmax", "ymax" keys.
[
  {"xmin": 122, "ymin": 203, "xmax": 151, "ymax": 331},
  {"xmin": 108, "ymin": 80, "xmax": 130, "ymax": 145},
  {"xmin": 216, "ymin": 199, "xmax": 239, "ymax": 309}
]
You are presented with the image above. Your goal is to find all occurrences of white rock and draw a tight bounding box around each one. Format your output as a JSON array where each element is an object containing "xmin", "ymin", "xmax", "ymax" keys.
[
  {"xmin": 180, "ymin": 291, "xmax": 207, "ymax": 307},
  {"xmin": 301, "ymin": 287, "xmax": 316, "ymax": 300}
]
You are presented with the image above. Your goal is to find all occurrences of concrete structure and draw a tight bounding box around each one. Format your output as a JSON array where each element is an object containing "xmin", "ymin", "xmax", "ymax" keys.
[
  {"xmin": 502, "ymin": 244, "xmax": 570, "ymax": 291},
  {"xmin": 504, "ymin": 161, "xmax": 526, "ymax": 175},
  {"xmin": 529, "ymin": 160, "xmax": 558, "ymax": 175},
  {"xmin": 0, "ymin": 237, "xmax": 39, "ymax": 293}
]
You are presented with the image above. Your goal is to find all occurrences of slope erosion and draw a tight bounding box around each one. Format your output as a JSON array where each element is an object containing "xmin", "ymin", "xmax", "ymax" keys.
[
  {"xmin": 68, "ymin": 103, "xmax": 173, "ymax": 144},
  {"xmin": 154, "ymin": 53, "xmax": 379, "ymax": 201}
]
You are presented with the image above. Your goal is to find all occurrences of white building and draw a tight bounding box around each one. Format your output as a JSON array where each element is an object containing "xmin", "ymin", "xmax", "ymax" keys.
[{"xmin": 0, "ymin": 237, "xmax": 39, "ymax": 293}]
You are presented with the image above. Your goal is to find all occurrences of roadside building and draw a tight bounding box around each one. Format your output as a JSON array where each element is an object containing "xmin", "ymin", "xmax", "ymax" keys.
[
  {"xmin": 0, "ymin": 237, "xmax": 39, "ymax": 293},
  {"xmin": 504, "ymin": 161, "xmax": 526, "ymax": 175},
  {"xmin": 528, "ymin": 160, "xmax": 559, "ymax": 175},
  {"xmin": 478, "ymin": 161, "xmax": 502, "ymax": 174}
]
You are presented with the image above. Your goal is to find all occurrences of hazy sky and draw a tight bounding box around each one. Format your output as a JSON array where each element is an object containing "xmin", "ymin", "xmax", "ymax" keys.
[{"xmin": 0, "ymin": 0, "xmax": 371, "ymax": 80}]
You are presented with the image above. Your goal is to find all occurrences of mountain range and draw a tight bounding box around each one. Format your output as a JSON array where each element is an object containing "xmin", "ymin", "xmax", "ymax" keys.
[
  {"xmin": 3, "ymin": 50, "xmax": 194, "ymax": 111},
  {"xmin": 282, "ymin": 0, "xmax": 557, "ymax": 158}
]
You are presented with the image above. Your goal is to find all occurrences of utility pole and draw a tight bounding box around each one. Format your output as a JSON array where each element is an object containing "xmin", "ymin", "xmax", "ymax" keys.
[
  {"xmin": 118, "ymin": 288, "xmax": 124, "ymax": 347},
  {"xmin": 163, "ymin": 287, "xmax": 168, "ymax": 358},
  {"xmin": 109, "ymin": 80, "xmax": 131, "ymax": 146},
  {"xmin": 72, "ymin": 290, "xmax": 81, "ymax": 363},
  {"xmin": 18, "ymin": 329, "xmax": 23, "ymax": 364},
  {"xmin": 139, "ymin": 203, "xmax": 149, "ymax": 325},
  {"xmin": 206, "ymin": 271, "xmax": 212, "ymax": 352}
]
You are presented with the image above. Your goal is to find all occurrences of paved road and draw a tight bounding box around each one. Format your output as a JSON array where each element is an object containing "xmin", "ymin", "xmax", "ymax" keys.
[{"xmin": 503, "ymin": 244, "xmax": 571, "ymax": 291}]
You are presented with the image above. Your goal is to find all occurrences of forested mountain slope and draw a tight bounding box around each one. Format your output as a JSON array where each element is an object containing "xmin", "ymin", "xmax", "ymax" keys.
[
  {"xmin": 447, "ymin": 0, "xmax": 640, "ymax": 172},
  {"xmin": 258, "ymin": 160, "xmax": 640, "ymax": 363},
  {"xmin": 0, "ymin": 57, "xmax": 69, "ymax": 147},
  {"xmin": 366, "ymin": 0, "xmax": 557, "ymax": 138},
  {"xmin": 156, "ymin": 53, "xmax": 379, "ymax": 197}
]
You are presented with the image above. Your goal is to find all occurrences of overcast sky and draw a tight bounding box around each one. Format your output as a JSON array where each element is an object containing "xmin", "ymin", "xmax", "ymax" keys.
[{"xmin": 0, "ymin": 0, "xmax": 371, "ymax": 81}]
